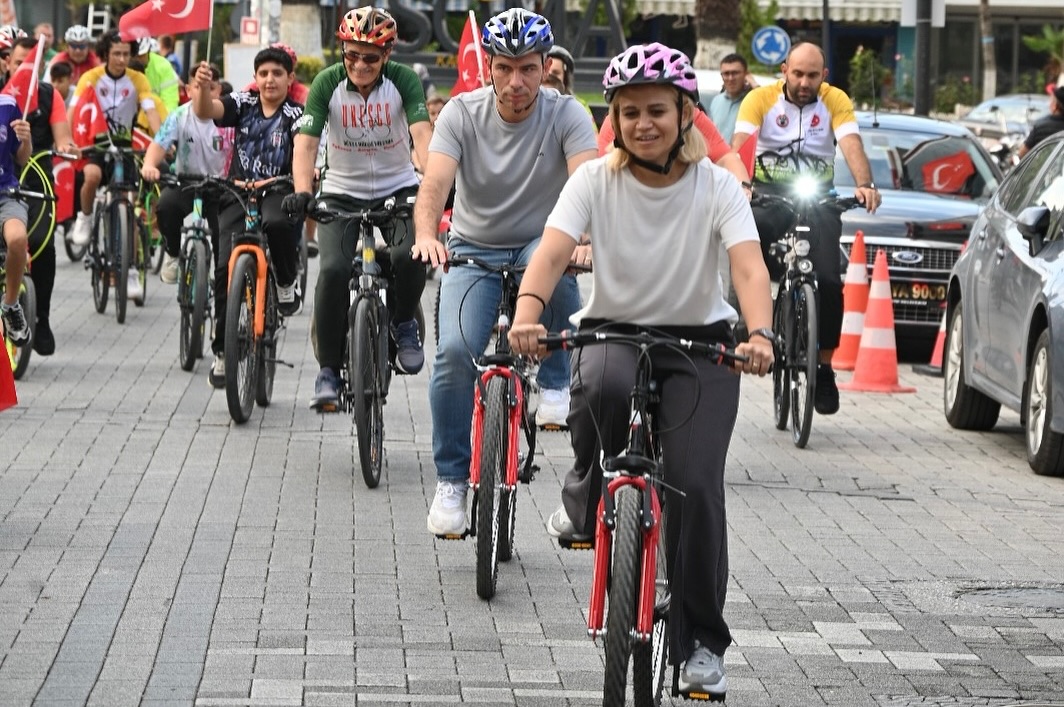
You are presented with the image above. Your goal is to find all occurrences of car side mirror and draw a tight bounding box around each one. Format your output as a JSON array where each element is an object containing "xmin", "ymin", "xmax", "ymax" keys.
[{"xmin": 1017, "ymin": 205, "xmax": 1051, "ymax": 255}]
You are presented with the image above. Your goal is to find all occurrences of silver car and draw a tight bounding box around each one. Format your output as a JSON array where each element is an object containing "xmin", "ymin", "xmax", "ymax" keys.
[{"xmin": 944, "ymin": 130, "xmax": 1064, "ymax": 476}]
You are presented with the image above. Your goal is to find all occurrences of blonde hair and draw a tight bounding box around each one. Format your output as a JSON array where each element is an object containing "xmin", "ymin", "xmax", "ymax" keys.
[{"xmin": 606, "ymin": 91, "xmax": 707, "ymax": 172}]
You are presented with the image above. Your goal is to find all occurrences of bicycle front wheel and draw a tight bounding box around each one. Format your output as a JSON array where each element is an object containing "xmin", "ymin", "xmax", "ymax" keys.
[
  {"xmin": 10, "ymin": 276, "xmax": 36, "ymax": 380},
  {"xmin": 91, "ymin": 208, "xmax": 108, "ymax": 314},
  {"xmin": 225, "ymin": 254, "xmax": 258, "ymax": 423},
  {"xmin": 603, "ymin": 485, "xmax": 642, "ymax": 707},
  {"xmin": 772, "ymin": 286, "xmax": 789, "ymax": 431},
  {"xmin": 790, "ymin": 282, "xmax": 818, "ymax": 448},
  {"xmin": 178, "ymin": 238, "xmax": 208, "ymax": 371},
  {"xmin": 255, "ymin": 270, "xmax": 278, "ymax": 407},
  {"xmin": 134, "ymin": 207, "xmax": 151, "ymax": 307},
  {"xmin": 632, "ymin": 507, "xmax": 668, "ymax": 707},
  {"xmin": 113, "ymin": 201, "xmax": 132, "ymax": 324},
  {"xmin": 475, "ymin": 375, "xmax": 508, "ymax": 600},
  {"xmin": 351, "ymin": 296, "xmax": 384, "ymax": 488}
]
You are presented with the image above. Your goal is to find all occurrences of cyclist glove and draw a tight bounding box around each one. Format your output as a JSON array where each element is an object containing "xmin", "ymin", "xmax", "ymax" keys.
[{"xmin": 282, "ymin": 191, "xmax": 314, "ymax": 220}]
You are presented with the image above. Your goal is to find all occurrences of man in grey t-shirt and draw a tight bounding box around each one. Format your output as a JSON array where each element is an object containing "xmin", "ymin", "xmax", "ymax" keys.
[{"xmin": 412, "ymin": 8, "xmax": 598, "ymax": 537}]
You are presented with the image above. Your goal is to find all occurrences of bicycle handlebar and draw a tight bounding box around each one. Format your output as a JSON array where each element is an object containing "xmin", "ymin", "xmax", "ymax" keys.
[
  {"xmin": 539, "ymin": 329, "xmax": 748, "ymax": 364},
  {"xmin": 1, "ymin": 185, "xmax": 55, "ymax": 202},
  {"xmin": 750, "ymin": 190, "xmax": 862, "ymax": 213},
  {"xmin": 308, "ymin": 195, "xmax": 416, "ymax": 225}
]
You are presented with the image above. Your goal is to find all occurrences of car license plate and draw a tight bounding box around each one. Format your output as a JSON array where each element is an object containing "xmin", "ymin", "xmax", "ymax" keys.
[{"xmin": 892, "ymin": 282, "xmax": 947, "ymax": 303}]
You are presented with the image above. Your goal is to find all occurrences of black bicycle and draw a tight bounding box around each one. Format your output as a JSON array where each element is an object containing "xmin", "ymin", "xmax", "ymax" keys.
[
  {"xmin": 308, "ymin": 196, "xmax": 426, "ymax": 489},
  {"xmin": 753, "ymin": 186, "xmax": 859, "ymax": 448},
  {"xmin": 541, "ymin": 328, "xmax": 744, "ymax": 706}
]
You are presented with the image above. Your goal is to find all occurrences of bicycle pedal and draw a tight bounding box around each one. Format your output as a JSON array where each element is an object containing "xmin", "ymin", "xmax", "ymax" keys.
[
  {"xmin": 433, "ymin": 530, "xmax": 470, "ymax": 541},
  {"xmin": 678, "ymin": 688, "xmax": 725, "ymax": 703},
  {"xmin": 557, "ymin": 537, "xmax": 594, "ymax": 551},
  {"xmin": 538, "ymin": 422, "xmax": 568, "ymax": 431},
  {"xmin": 314, "ymin": 402, "xmax": 340, "ymax": 414}
]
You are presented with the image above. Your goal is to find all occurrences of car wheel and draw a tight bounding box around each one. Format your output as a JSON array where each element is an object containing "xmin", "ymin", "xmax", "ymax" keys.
[
  {"xmin": 1024, "ymin": 330, "xmax": 1064, "ymax": 476},
  {"xmin": 943, "ymin": 302, "xmax": 1000, "ymax": 430}
]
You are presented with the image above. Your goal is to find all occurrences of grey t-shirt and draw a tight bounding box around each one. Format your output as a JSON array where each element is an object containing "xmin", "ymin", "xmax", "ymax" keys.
[{"xmin": 429, "ymin": 86, "xmax": 598, "ymax": 248}]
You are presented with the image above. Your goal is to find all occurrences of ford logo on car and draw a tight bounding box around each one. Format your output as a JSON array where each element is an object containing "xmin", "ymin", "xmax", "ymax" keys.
[{"xmin": 892, "ymin": 250, "xmax": 924, "ymax": 265}]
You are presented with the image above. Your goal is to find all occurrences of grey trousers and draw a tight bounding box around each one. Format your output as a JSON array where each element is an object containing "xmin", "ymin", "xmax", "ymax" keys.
[{"xmin": 560, "ymin": 337, "xmax": 741, "ymax": 662}]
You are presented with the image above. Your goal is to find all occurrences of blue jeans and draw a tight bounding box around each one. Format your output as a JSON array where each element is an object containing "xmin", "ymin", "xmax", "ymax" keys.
[{"xmin": 430, "ymin": 238, "xmax": 581, "ymax": 483}]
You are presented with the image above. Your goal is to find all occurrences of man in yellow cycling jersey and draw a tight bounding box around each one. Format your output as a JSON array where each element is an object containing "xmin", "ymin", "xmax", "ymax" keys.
[
  {"xmin": 731, "ymin": 42, "xmax": 880, "ymax": 416},
  {"xmin": 67, "ymin": 30, "xmax": 161, "ymax": 302}
]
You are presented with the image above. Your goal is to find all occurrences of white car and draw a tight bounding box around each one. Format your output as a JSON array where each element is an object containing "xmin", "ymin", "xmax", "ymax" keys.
[{"xmin": 693, "ymin": 69, "xmax": 779, "ymax": 106}]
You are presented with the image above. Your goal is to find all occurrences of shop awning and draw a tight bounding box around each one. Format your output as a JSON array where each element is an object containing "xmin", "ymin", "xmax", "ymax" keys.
[{"xmin": 617, "ymin": 0, "xmax": 903, "ymax": 21}]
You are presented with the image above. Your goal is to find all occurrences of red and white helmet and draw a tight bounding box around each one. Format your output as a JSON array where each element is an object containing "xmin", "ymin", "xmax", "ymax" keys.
[
  {"xmin": 336, "ymin": 6, "xmax": 397, "ymax": 47},
  {"xmin": 603, "ymin": 43, "xmax": 698, "ymax": 103}
]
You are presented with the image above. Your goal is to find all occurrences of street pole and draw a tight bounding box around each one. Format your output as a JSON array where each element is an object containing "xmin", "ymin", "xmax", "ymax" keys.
[
  {"xmin": 822, "ymin": 0, "xmax": 830, "ymax": 59},
  {"xmin": 913, "ymin": 0, "xmax": 932, "ymax": 115}
]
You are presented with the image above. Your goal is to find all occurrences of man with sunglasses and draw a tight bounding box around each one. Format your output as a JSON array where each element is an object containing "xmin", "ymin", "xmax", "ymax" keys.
[
  {"xmin": 284, "ymin": 6, "xmax": 432, "ymax": 411},
  {"xmin": 46, "ymin": 26, "xmax": 99, "ymax": 94}
]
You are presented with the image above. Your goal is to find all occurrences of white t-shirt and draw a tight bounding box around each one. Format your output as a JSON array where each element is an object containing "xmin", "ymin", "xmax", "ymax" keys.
[
  {"xmin": 545, "ymin": 156, "xmax": 758, "ymax": 327},
  {"xmin": 152, "ymin": 103, "xmax": 232, "ymax": 176}
]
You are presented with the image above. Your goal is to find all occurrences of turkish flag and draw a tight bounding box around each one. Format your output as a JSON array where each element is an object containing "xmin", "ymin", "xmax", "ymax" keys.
[
  {"xmin": 131, "ymin": 126, "xmax": 153, "ymax": 152},
  {"xmin": 451, "ymin": 12, "xmax": 488, "ymax": 97},
  {"xmin": 918, "ymin": 151, "xmax": 976, "ymax": 195},
  {"xmin": 53, "ymin": 157, "xmax": 75, "ymax": 222},
  {"xmin": 1, "ymin": 36, "xmax": 42, "ymax": 116},
  {"xmin": 119, "ymin": 0, "xmax": 211, "ymax": 38},
  {"xmin": 71, "ymin": 84, "xmax": 108, "ymax": 148},
  {"xmin": 737, "ymin": 129, "xmax": 758, "ymax": 181}
]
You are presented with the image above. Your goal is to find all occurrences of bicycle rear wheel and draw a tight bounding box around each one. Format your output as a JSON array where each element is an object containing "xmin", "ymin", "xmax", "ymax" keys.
[
  {"xmin": 475, "ymin": 375, "xmax": 508, "ymax": 600},
  {"xmin": 178, "ymin": 238, "xmax": 208, "ymax": 372},
  {"xmin": 91, "ymin": 208, "xmax": 108, "ymax": 314},
  {"xmin": 113, "ymin": 201, "xmax": 132, "ymax": 324},
  {"xmin": 790, "ymin": 282, "xmax": 818, "ymax": 448},
  {"xmin": 10, "ymin": 276, "xmax": 36, "ymax": 380},
  {"xmin": 603, "ymin": 485, "xmax": 642, "ymax": 707},
  {"xmin": 351, "ymin": 296, "xmax": 384, "ymax": 488},
  {"xmin": 225, "ymin": 253, "xmax": 258, "ymax": 423},
  {"xmin": 632, "ymin": 506, "xmax": 669, "ymax": 707},
  {"xmin": 772, "ymin": 286, "xmax": 789, "ymax": 431},
  {"xmin": 255, "ymin": 270, "xmax": 278, "ymax": 407}
]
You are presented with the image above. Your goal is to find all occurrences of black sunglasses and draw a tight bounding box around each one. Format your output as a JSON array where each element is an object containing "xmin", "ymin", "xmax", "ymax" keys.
[
  {"xmin": 342, "ymin": 49, "xmax": 383, "ymax": 65},
  {"xmin": 68, "ymin": 42, "xmax": 88, "ymax": 50}
]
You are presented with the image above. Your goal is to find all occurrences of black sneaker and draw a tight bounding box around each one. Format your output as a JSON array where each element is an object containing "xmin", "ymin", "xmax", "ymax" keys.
[
  {"xmin": 392, "ymin": 319, "xmax": 424, "ymax": 374},
  {"xmin": 33, "ymin": 319, "xmax": 54, "ymax": 356},
  {"xmin": 814, "ymin": 363, "xmax": 840, "ymax": 415},
  {"xmin": 307, "ymin": 240, "xmax": 319, "ymax": 258},
  {"xmin": 1, "ymin": 302, "xmax": 30, "ymax": 346},
  {"xmin": 277, "ymin": 281, "xmax": 300, "ymax": 316}
]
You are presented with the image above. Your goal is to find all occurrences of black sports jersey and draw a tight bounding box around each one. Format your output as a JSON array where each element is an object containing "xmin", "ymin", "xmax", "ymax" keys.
[{"xmin": 218, "ymin": 91, "xmax": 303, "ymax": 181}]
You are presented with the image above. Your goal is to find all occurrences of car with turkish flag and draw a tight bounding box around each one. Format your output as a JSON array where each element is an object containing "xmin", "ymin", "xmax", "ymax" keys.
[{"xmin": 837, "ymin": 112, "xmax": 1002, "ymax": 354}]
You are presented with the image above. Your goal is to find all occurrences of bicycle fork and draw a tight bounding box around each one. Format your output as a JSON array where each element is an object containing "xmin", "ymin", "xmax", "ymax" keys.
[{"xmin": 587, "ymin": 475, "xmax": 662, "ymax": 642}]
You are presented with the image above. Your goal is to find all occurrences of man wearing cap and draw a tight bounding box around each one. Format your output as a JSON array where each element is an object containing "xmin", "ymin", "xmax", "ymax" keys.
[{"xmin": 1018, "ymin": 86, "xmax": 1064, "ymax": 158}]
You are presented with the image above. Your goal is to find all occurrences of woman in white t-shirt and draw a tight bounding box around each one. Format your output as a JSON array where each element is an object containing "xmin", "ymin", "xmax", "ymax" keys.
[{"xmin": 508, "ymin": 43, "xmax": 774, "ymax": 699}]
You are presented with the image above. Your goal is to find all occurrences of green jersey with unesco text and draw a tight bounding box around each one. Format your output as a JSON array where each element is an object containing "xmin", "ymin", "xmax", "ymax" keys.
[{"xmin": 297, "ymin": 61, "xmax": 428, "ymax": 201}]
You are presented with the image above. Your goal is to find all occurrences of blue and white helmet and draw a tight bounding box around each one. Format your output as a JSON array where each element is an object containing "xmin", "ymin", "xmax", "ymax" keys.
[{"xmin": 481, "ymin": 9, "xmax": 553, "ymax": 58}]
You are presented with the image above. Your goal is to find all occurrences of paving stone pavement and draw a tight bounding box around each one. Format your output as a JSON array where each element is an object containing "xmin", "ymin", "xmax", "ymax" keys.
[{"xmin": 1, "ymin": 252, "xmax": 1063, "ymax": 706}]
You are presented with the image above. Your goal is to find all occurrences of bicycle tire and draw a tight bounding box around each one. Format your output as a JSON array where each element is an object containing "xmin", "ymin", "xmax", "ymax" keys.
[
  {"xmin": 499, "ymin": 380, "xmax": 534, "ymax": 563},
  {"xmin": 225, "ymin": 253, "xmax": 258, "ymax": 423},
  {"xmin": 20, "ymin": 153, "xmax": 57, "ymax": 263},
  {"xmin": 298, "ymin": 228, "xmax": 308, "ymax": 296},
  {"xmin": 90, "ymin": 207, "xmax": 108, "ymax": 314},
  {"xmin": 351, "ymin": 296, "xmax": 384, "ymax": 488},
  {"xmin": 790, "ymin": 282, "xmax": 818, "ymax": 448},
  {"xmin": 255, "ymin": 269, "xmax": 278, "ymax": 407},
  {"xmin": 142, "ymin": 183, "xmax": 164, "ymax": 274},
  {"xmin": 632, "ymin": 506, "xmax": 668, "ymax": 707},
  {"xmin": 475, "ymin": 375, "xmax": 507, "ymax": 600},
  {"xmin": 113, "ymin": 201, "xmax": 131, "ymax": 324},
  {"xmin": 178, "ymin": 238, "xmax": 208, "ymax": 371},
  {"xmin": 603, "ymin": 485, "xmax": 642, "ymax": 707},
  {"xmin": 64, "ymin": 230, "xmax": 87, "ymax": 263},
  {"xmin": 10, "ymin": 276, "xmax": 36, "ymax": 380},
  {"xmin": 134, "ymin": 208, "xmax": 151, "ymax": 307},
  {"xmin": 772, "ymin": 286, "xmax": 789, "ymax": 431}
]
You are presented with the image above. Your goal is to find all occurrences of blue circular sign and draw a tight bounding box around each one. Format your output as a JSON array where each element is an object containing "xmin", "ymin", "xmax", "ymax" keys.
[{"xmin": 752, "ymin": 26, "xmax": 791, "ymax": 66}]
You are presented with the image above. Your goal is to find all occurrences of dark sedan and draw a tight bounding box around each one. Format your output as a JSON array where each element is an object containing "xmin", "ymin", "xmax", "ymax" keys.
[
  {"xmin": 944, "ymin": 130, "xmax": 1064, "ymax": 476},
  {"xmin": 838, "ymin": 112, "xmax": 1002, "ymax": 351}
]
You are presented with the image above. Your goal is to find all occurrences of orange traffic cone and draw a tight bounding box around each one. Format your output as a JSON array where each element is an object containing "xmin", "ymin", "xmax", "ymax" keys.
[
  {"xmin": 912, "ymin": 306, "xmax": 947, "ymax": 378},
  {"xmin": 832, "ymin": 230, "xmax": 869, "ymax": 371},
  {"xmin": 838, "ymin": 249, "xmax": 916, "ymax": 394}
]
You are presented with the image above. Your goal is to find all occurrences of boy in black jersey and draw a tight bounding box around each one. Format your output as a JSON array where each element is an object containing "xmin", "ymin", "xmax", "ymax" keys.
[{"xmin": 191, "ymin": 47, "xmax": 303, "ymax": 388}]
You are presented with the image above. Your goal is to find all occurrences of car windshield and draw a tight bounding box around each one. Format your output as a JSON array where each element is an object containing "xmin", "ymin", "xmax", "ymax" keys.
[
  {"xmin": 967, "ymin": 100, "xmax": 1047, "ymax": 126},
  {"xmin": 835, "ymin": 128, "xmax": 1000, "ymax": 199}
]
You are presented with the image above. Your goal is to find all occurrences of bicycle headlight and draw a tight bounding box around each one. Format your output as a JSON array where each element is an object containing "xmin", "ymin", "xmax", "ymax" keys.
[
  {"xmin": 798, "ymin": 259, "xmax": 814, "ymax": 274},
  {"xmin": 794, "ymin": 239, "xmax": 811, "ymax": 257},
  {"xmin": 793, "ymin": 174, "xmax": 820, "ymax": 199}
]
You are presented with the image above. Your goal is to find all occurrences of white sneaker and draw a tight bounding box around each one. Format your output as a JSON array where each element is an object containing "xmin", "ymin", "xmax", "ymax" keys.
[
  {"xmin": 535, "ymin": 387, "xmax": 570, "ymax": 429},
  {"xmin": 160, "ymin": 254, "xmax": 179, "ymax": 284},
  {"xmin": 71, "ymin": 212, "xmax": 92, "ymax": 246},
  {"xmin": 127, "ymin": 271, "xmax": 144, "ymax": 303},
  {"xmin": 427, "ymin": 480, "xmax": 468, "ymax": 535},
  {"xmin": 277, "ymin": 281, "xmax": 300, "ymax": 315},
  {"xmin": 208, "ymin": 356, "xmax": 225, "ymax": 388}
]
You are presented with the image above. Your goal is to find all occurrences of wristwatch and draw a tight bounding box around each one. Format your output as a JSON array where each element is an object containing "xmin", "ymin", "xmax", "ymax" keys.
[
  {"xmin": 858, "ymin": 182, "xmax": 877, "ymax": 190},
  {"xmin": 749, "ymin": 327, "xmax": 776, "ymax": 343}
]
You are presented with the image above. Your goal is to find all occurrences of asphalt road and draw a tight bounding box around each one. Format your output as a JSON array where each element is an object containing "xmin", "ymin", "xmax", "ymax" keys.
[{"xmin": 1, "ymin": 250, "xmax": 1062, "ymax": 706}]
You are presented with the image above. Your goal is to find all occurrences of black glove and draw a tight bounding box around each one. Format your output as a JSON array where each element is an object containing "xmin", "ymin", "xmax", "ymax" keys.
[{"xmin": 282, "ymin": 191, "xmax": 313, "ymax": 220}]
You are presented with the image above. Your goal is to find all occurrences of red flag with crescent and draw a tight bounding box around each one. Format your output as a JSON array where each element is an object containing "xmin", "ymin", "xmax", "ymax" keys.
[
  {"xmin": 451, "ymin": 12, "xmax": 488, "ymax": 97},
  {"xmin": 119, "ymin": 0, "xmax": 212, "ymax": 38},
  {"xmin": 1, "ymin": 38, "xmax": 41, "ymax": 116},
  {"xmin": 71, "ymin": 84, "xmax": 107, "ymax": 148},
  {"xmin": 53, "ymin": 157, "xmax": 75, "ymax": 222}
]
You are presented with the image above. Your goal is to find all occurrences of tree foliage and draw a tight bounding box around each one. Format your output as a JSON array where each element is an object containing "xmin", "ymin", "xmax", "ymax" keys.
[{"xmin": 737, "ymin": 0, "xmax": 781, "ymax": 74}]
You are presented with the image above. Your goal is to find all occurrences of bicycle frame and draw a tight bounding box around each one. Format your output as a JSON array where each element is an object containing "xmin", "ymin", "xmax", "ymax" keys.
[{"xmin": 224, "ymin": 178, "xmax": 288, "ymax": 339}]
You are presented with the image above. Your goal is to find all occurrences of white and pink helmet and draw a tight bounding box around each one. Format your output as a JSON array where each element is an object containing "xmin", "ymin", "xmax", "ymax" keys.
[{"xmin": 603, "ymin": 43, "xmax": 698, "ymax": 103}]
